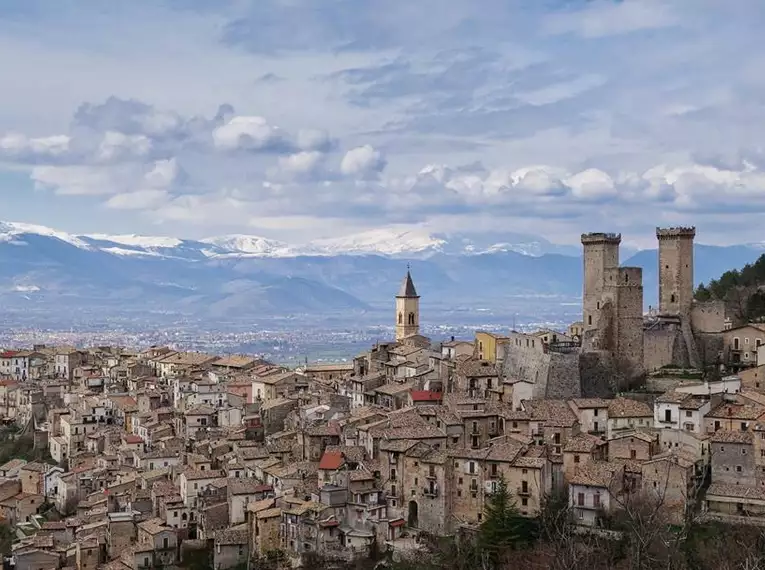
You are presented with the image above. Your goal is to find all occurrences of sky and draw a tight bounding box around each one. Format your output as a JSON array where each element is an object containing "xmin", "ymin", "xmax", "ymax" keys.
[{"xmin": 1, "ymin": 0, "xmax": 765, "ymax": 248}]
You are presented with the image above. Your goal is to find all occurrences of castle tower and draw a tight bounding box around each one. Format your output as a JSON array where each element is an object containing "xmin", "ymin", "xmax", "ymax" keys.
[
  {"xmin": 581, "ymin": 233, "xmax": 621, "ymax": 333},
  {"xmin": 656, "ymin": 227, "xmax": 696, "ymax": 316},
  {"xmin": 601, "ymin": 266, "xmax": 645, "ymax": 378},
  {"xmin": 395, "ymin": 269, "xmax": 420, "ymax": 341}
]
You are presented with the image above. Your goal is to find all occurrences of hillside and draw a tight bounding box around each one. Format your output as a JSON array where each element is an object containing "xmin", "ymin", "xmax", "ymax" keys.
[{"xmin": 694, "ymin": 253, "xmax": 765, "ymax": 321}]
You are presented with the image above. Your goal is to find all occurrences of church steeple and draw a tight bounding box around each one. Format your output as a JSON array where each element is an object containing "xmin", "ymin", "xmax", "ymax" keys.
[{"xmin": 395, "ymin": 267, "xmax": 420, "ymax": 341}]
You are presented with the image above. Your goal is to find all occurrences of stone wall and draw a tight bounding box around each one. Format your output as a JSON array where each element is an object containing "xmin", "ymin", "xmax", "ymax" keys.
[
  {"xmin": 644, "ymin": 327, "xmax": 687, "ymax": 372},
  {"xmin": 696, "ymin": 332, "xmax": 724, "ymax": 366},
  {"xmin": 691, "ymin": 300, "xmax": 728, "ymax": 333},
  {"xmin": 501, "ymin": 342, "xmax": 585, "ymax": 400}
]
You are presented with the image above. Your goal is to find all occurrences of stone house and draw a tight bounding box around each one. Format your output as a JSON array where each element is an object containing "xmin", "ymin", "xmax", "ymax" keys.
[
  {"xmin": 107, "ymin": 511, "xmax": 136, "ymax": 559},
  {"xmin": 13, "ymin": 547, "xmax": 60, "ymax": 570},
  {"xmin": 706, "ymin": 483, "xmax": 765, "ymax": 520},
  {"xmin": 137, "ymin": 518, "xmax": 179, "ymax": 567},
  {"xmin": 562, "ymin": 432, "xmax": 606, "ymax": 482},
  {"xmin": 641, "ymin": 451, "xmax": 702, "ymax": 524},
  {"xmin": 373, "ymin": 381, "xmax": 416, "ymax": 410},
  {"xmin": 0, "ymin": 492, "xmax": 43, "ymax": 525},
  {"xmin": 568, "ymin": 398, "xmax": 610, "ymax": 435},
  {"xmin": 710, "ymin": 430, "xmax": 756, "ymax": 486},
  {"xmin": 252, "ymin": 506, "xmax": 281, "ymax": 556},
  {"xmin": 251, "ymin": 370, "xmax": 306, "ymax": 403},
  {"xmin": 401, "ymin": 444, "xmax": 448, "ymax": 534},
  {"xmin": 228, "ymin": 478, "xmax": 272, "ymax": 525},
  {"xmin": 654, "ymin": 391, "xmax": 710, "ymax": 433},
  {"xmin": 179, "ymin": 469, "xmax": 225, "ymax": 510},
  {"xmin": 460, "ymin": 406, "xmax": 503, "ymax": 449},
  {"xmin": 453, "ymin": 359, "xmax": 500, "ymax": 398},
  {"xmin": 214, "ymin": 527, "xmax": 249, "ymax": 570},
  {"xmin": 569, "ymin": 461, "xmax": 625, "ymax": 527},
  {"xmin": 705, "ymin": 401, "xmax": 765, "ymax": 433},
  {"xmin": 300, "ymin": 421, "xmax": 342, "ymax": 461},
  {"xmin": 607, "ymin": 430, "xmax": 660, "ymax": 462},
  {"xmin": 723, "ymin": 323, "xmax": 765, "ymax": 366},
  {"xmin": 20, "ymin": 462, "xmax": 51, "ymax": 495}
]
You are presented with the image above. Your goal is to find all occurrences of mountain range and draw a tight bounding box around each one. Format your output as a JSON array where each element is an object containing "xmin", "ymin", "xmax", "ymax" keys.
[{"xmin": 0, "ymin": 221, "xmax": 761, "ymax": 326}]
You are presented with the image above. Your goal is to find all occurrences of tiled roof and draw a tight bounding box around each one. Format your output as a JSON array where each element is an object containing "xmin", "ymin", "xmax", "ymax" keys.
[
  {"xmin": 710, "ymin": 430, "xmax": 754, "ymax": 444},
  {"xmin": 569, "ymin": 461, "xmax": 623, "ymax": 487},
  {"xmin": 564, "ymin": 432, "xmax": 605, "ymax": 453},
  {"xmin": 410, "ymin": 390, "xmax": 442, "ymax": 402},
  {"xmin": 522, "ymin": 399, "xmax": 578, "ymax": 427},
  {"xmin": 456, "ymin": 359, "xmax": 498, "ymax": 378},
  {"xmin": 708, "ymin": 403, "xmax": 765, "ymax": 420},
  {"xmin": 607, "ymin": 397, "xmax": 652, "ymax": 418},
  {"xmin": 570, "ymin": 398, "xmax": 611, "ymax": 409},
  {"xmin": 707, "ymin": 483, "xmax": 765, "ymax": 501},
  {"xmin": 214, "ymin": 528, "xmax": 248, "ymax": 546},
  {"xmin": 318, "ymin": 451, "xmax": 344, "ymax": 470}
]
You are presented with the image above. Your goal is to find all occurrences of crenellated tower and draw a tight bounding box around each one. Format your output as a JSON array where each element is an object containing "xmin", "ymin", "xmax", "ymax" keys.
[
  {"xmin": 656, "ymin": 227, "xmax": 696, "ymax": 316},
  {"xmin": 581, "ymin": 232, "xmax": 621, "ymax": 334}
]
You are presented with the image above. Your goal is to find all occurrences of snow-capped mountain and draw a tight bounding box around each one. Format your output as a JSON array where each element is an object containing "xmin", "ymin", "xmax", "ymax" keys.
[
  {"xmin": 0, "ymin": 221, "xmax": 578, "ymax": 259},
  {"xmin": 0, "ymin": 219, "xmax": 760, "ymax": 322}
]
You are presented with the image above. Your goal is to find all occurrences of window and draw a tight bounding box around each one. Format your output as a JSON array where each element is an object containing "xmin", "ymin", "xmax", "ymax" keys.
[
  {"xmin": 588, "ymin": 315, "xmax": 592, "ymax": 326},
  {"xmin": 594, "ymin": 494, "xmax": 601, "ymax": 508},
  {"xmin": 577, "ymin": 492, "xmax": 584, "ymax": 506},
  {"xmin": 737, "ymin": 466, "xmax": 743, "ymax": 473},
  {"xmin": 469, "ymin": 462, "xmax": 476, "ymax": 474},
  {"xmin": 163, "ymin": 537, "xmax": 169, "ymax": 549},
  {"xmin": 664, "ymin": 409, "xmax": 672, "ymax": 423},
  {"xmin": 686, "ymin": 411, "xmax": 692, "ymax": 418},
  {"xmin": 631, "ymin": 449, "xmax": 637, "ymax": 459},
  {"xmin": 574, "ymin": 455, "xmax": 580, "ymax": 464},
  {"xmin": 593, "ymin": 409, "xmax": 599, "ymax": 417},
  {"xmin": 734, "ymin": 337, "xmax": 740, "ymax": 350},
  {"xmin": 408, "ymin": 312, "xmax": 415, "ymax": 325},
  {"xmin": 521, "ymin": 498, "xmax": 528, "ymax": 506},
  {"xmin": 398, "ymin": 313, "xmax": 403, "ymax": 324},
  {"xmin": 391, "ymin": 485, "xmax": 396, "ymax": 496}
]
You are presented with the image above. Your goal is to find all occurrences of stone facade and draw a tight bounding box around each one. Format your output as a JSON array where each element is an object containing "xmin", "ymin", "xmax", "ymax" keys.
[
  {"xmin": 581, "ymin": 233, "xmax": 621, "ymax": 336},
  {"xmin": 657, "ymin": 227, "xmax": 695, "ymax": 316},
  {"xmin": 395, "ymin": 271, "xmax": 420, "ymax": 342}
]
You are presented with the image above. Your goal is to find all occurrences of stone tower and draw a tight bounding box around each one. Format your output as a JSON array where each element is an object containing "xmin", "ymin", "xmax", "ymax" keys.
[
  {"xmin": 395, "ymin": 269, "xmax": 420, "ymax": 341},
  {"xmin": 601, "ymin": 266, "xmax": 645, "ymax": 378},
  {"xmin": 581, "ymin": 233, "xmax": 621, "ymax": 334},
  {"xmin": 656, "ymin": 227, "xmax": 696, "ymax": 316}
]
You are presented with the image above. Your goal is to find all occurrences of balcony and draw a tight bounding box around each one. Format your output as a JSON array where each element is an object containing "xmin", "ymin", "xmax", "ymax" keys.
[
  {"xmin": 517, "ymin": 487, "xmax": 531, "ymax": 497},
  {"xmin": 423, "ymin": 487, "xmax": 439, "ymax": 498},
  {"xmin": 488, "ymin": 470, "xmax": 499, "ymax": 480},
  {"xmin": 425, "ymin": 472, "xmax": 437, "ymax": 480}
]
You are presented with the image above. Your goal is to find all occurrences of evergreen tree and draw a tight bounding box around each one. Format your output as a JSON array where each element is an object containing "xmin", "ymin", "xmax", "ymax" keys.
[{"xmin": 478, "ymin": 477, "xmax": 536, "ymax": 566}]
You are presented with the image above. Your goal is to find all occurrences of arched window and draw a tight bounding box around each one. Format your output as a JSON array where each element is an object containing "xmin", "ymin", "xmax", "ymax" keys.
[
  {"xmin": 398, "ymin": 312, "xmax": 403, "ymax": 324},
  {"xmin": 408, "ymin": 312, "xmax": 415, "ymax": 325}
]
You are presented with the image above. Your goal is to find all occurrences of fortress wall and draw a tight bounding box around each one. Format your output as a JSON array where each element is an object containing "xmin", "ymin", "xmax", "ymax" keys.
[
  {"xmin": 579, "ymin": 351, "xmax": 618, "ymax": 398},
  {"xmin": 644, "ymin": 328, "xmax": 685, "ymax": 372},
  {"xmin": 691, "ymin": 300, "xmax": 728, "ymax": 333},
  {"xmin": 501, "ymin": 343, "xmax": 580, "ymax": 400}
]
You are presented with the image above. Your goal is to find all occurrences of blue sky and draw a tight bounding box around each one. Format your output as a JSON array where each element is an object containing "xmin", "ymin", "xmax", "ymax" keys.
[{"xmin": 1, "ymin": 0, "xmax": 764, "ymax": 247}]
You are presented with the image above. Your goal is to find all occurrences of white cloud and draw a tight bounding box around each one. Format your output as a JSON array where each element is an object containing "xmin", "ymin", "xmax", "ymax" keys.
[
  {"xmin": 212, "ymin": 116, "xmax": 285, "ymax": 151},
  {"xmin": 340, "ymin": 145, "xmax": 386, "ymax": 178},
  {"xmin": 97, "ymin": 131, "xmax": 152, "ymax": 162},
  {"xmin": 31, "ymin": 165, "xmax": 120, "ymax": 195},
  {"xmin": 277, "ymin": 151, "xmax": 325, "ymax": 176},
  {"xmin": 105, "ymin": 189, "xmax": 169, "ymax": 210},
  {"xmin": 566, "ymin": 168, "xmax": 616, "ymax": 199},
  {"xmin": 0, "ymin": 133, "xmax": 71, "ymax": 160}
]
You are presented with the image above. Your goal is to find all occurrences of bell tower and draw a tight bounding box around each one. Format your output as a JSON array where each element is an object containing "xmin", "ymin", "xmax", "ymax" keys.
[{"xmin": 395, "ymin": 267, "xmax": 420, "ymax": 341}]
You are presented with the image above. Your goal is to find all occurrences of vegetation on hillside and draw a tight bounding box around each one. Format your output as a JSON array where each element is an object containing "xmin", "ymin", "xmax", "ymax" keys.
[
  {"xmin": 695, "ymin": 253, "xmax": 765, "ymax": 321},
  {"xmin": 0, "ymin": 425, "xmax": 54, "ymax": 465}
]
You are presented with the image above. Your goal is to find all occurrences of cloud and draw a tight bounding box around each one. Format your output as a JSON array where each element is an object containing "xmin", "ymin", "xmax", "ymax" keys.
[
  {"xmin": 212, "ymin": 116, "xmax": 288, "ymax": 152},
  {"xmin": 340, "ymin": 145, "xmax": 386, "ymax": 178},
  {"xmin": 0, "ymin": 133, "xmax": 72, "ymax": 162},
  {"xmin": 1, "ymin": 1, "xmax": 765, "ymax": 243}
]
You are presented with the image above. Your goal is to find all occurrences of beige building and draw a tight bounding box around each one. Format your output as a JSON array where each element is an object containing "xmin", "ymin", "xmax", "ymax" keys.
[{"xmin": 395, "ymin": 270, "xmax": 420, "ymax": 342}]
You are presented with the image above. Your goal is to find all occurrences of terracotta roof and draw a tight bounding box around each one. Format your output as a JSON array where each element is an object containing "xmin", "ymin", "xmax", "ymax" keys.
[
  {"xmin": 608, "ymin": 397, "xmax": 652, "ymax": 418},
  {"xmin": 122, "ymin": 434, "xmax": 143, "ymax": 444},
  {"xmin": 569, "ymin": 461, "xmax": 623, "ymax": 487},
  {"xmin": 318, "ymin": 450, "xmax": 344, "ymax": 470},
  {"xmin": 570, "ymin": 398, "xmax": 610, "ymax": 409},
  {"xmin": 410, "ymin": 390, "xmax": 442, "ymax": 402},
  {"xmin": 710, "ymin": 430, "xmax": 754, "ymax": 444},
  {"xmin": 708, "ymin": 483, "xmax": 765, "ymax": 500},
  {"xmin": 708, "ymin": 403, "xmax": 765, "ymax": 421},
  {"xmin": 456, "ymin": 359, "xmax": 498, "ymax": 378},
  {"xmin": 564, "ymin": 432, "xmax": 604, "ymax": 453}
]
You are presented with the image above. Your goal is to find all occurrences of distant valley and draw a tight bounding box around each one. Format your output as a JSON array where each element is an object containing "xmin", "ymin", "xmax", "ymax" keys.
[{"xmin": 0, "ymin": 221, "xmax": 760, "ymax": 334}]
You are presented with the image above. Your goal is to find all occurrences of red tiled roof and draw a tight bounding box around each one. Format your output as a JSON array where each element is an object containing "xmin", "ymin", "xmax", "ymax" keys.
[
  {"xmin": 0, "ymin": 351, "xmax": 17, "ymax": 359},
  {"xmin": 318, "ymin": 450, "xmax": 344, "ymax": 470},
  {"xmin": 410, "ymin": 390, "xmax": 442, "ymax": 402},
  {"xmin": 123, "ymin": 434, "xmax": 144, "ymax": 444}
]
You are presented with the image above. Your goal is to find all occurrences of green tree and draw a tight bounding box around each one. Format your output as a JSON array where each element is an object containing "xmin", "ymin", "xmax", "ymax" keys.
[{"xmin": 478, "ymin": 477, "xmax": 536, "ymax": 566}]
